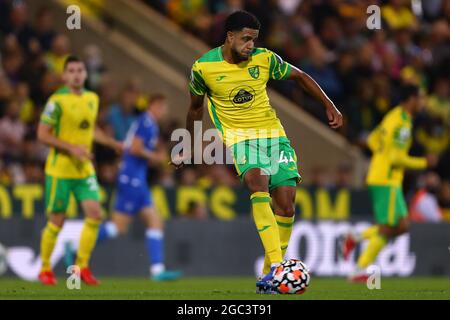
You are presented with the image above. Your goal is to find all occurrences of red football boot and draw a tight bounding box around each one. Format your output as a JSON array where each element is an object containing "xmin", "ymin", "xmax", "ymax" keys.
[
  {"xmin": 348, "ymin": 273, "xmax": 369, "ymax": 283},
  {"xmin": 80, "ymin": 268, "xmax": 100, "ymax": 286},
  {"xmin": 340, "ymin": 233, "xmax": 358, "ymax": 261},
  {"xmin": 38, "ymin": 270, "xmax": 57, "ymax": 286}
]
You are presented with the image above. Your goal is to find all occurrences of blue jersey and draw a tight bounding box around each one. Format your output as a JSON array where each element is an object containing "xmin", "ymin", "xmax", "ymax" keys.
[
  {"xmin": 119, "ymin": 112, "xmax": 159, "ymax": 180},
  {"xmin": 115, "ymin": 113, "xmax": 158, "ymax": 215}
]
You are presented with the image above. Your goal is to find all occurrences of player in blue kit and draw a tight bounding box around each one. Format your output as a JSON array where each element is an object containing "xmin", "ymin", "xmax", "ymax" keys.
[{"xmin": 97, "ymin": 94, "xmax": 182, "ymax": 281}]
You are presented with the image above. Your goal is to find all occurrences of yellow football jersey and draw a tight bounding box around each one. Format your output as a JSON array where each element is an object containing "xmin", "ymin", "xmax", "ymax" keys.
[
  {"xmin": 40, "ymin": 86, "xmax": 99, "ymax": 179},
  {"xmin": 366, "ymin": 106, "xmax": 426, "ymax": 186},
  {"xmin": 189, "ymin": 46, "xmax": 292, "ymax": 146}
]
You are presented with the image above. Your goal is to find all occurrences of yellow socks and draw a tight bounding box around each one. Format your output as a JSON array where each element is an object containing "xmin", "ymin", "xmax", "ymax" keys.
[
  {"xmin": 361, "ymin": 225, "xmax": 379, "ymax": 240},
  {"xmin": 251, "ymin": 192, "xmax": 282, "ymax": 269},
  {"xmin": 263, "ymin": 214, "xmax": 295, "ymax": 274},
  {"xmin": 357, "ymin": 231, "xmax": 387, "ymax": 269},
  {"xmin": 76, "ymin": 218, "xmax": 101, "ymax": 269},
  {"xmin": 40, "ymin": 222, "xmax": 62, "ymax": 272}
]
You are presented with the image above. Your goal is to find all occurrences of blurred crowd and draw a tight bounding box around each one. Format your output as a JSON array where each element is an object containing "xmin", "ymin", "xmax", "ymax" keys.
[{"xmin": 0, "ymin": 0, "xmax": 449, "ymax": 221}]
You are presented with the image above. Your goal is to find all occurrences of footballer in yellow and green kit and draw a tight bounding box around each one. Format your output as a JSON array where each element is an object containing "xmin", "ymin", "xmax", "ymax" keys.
[
  {"xmin": 183, "ymin": 11, "xmax": 343, "ymax": 293},
  {"xmin": 366, "ymin": 105, "xmax": 427, "ymax": 226},
  {"xmin": 38, "ymin": 56, "xmax": 122, "ymax": 286},
  {"xmin": 189, "ymin": 46, "xmax": 301, "ymax": 190},
  {"xmin": 341, "ymin": 85, "xmax": 428, "ymax": 281},
  {"xmin": 41, "ymin": 86, "xmax": 101, "ymax": 213}
]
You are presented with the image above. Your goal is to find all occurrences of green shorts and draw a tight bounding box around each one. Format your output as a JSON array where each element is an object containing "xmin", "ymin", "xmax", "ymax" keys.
[
  {"xmin": 368, "ymin": 185, "xmax": 408, "ymax": 226},
  {"xmin": 232, "ymin": 137, "xmax": 301, "ymax": 191},
  {"xmin": 45, "ymin": 174, "xmax": 100, "ymax": 214}
]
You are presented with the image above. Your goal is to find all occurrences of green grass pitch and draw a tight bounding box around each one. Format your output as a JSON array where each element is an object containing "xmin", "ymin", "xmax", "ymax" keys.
[{"xmin": 0, "ymin": 277, "xmax": 449, "ymax": 300}]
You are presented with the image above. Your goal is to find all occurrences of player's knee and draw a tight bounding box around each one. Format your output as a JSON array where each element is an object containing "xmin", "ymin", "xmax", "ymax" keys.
[
  {"xmin": 49, "ymin": 214, "xmax": 65, "ymax": 228},
  {"xmin": 396, "ymin": 224, "xmax": 409, "ymax": 236},
  {"xmin": 378, "ymin": 225, "xmax": 394, "ymax": 238},
  {"xmin": 149, "ymin": 216, "xmax": 164, "ymax": 230},
  {"xmin": 116, "ymin": 223, "xmax": 128, "ymax": 235},
  {"xmin": 245, "ymin": 176, "xmax": 269, "ymax": 194},
  {"xmin": 86, "ymin": 208, "xmax": 102, "ymax": 221},
  {"xmin": 276, "ymin": 203, "xmax": 295, "ymax": 217}
]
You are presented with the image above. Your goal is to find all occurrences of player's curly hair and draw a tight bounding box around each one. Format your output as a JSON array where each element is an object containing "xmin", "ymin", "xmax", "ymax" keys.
[{"xmin": 225, "ymin": 10, "xmax": 260, "ymax": 33}]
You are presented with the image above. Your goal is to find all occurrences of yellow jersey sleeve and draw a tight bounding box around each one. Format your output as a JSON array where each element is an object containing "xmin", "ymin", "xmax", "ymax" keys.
[
  {"xmin": 189, "ymin": 61, "xmax": 207, "ymax": 96},
  {"xmin": 383, "ymin": 110, "xmax": 426, "ymax": 170},
  {"xmin": 389, "ymin": 149, "xmax": 427, "ymax": 169},
  {"xmin": 367, "ymin": 125, "xmax": 382, "ymax": 152},
  {"xmin": 267, "ymin": 50, "xmax": 292, "ymax": 80},
  {"xmin": 40, "ymin": 97, "xmax": 61, "ymax": 126}
]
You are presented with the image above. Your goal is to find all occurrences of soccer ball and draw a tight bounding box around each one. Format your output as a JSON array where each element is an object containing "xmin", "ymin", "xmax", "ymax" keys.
[{"xmin": 272, "ymin": 259, "xmax": 310, "ymax": 294}]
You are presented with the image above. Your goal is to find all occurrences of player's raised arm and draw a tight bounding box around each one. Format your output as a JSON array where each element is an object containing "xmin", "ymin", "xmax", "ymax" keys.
[
  {"xmin": 286, "ymin": 66, "xmax": 343, "ymax": 129},
  {"xmin": 187, "ymin": 60, "xmax": 207, "ymax": 150},
  {"xmin": 170, "ymin": 93, "xmax": 204, "ymax": 169},
  {"xmin": 94, "ymin": 126, "xmax": 123, "ymax": 154}
]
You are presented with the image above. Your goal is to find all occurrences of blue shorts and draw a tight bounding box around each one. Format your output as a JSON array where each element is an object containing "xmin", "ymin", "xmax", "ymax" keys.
[{"xmin": 114, "ymin": 174, "xmax": 153, "ymax": 215}]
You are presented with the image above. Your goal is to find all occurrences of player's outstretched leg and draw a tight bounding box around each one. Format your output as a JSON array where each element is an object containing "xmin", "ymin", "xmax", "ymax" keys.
[
  {"xmin": 349, "ymin": 219, "xmax": 409, "ymax": 281},
  {"xmin": 63, "ymin": 215, "xmax": 124, "ymax": 272},
  {"xmin": 348, "ymin": 225, "xmax": 390, "ymax": 282},
  {"xmin": 262, "ymin": 185, "xmax": 296, "ymax": 275},
  {"xmin": 76, "ymin": 200, "xmax": 103, "ymax": 285},
  {"xmin": 339, "ymin": 225, "xmax": 379, "ymax": 261},
  {"xmin": 141, "ymin": 207, "xmax": 182, "ymax": 281},
  {"xmin": 38, "ymin": 214, "xmax": 65, "ymax": 285},
  {"xmin": 244, "ymin": 169, "xmax": 282, "ymax": 294}
]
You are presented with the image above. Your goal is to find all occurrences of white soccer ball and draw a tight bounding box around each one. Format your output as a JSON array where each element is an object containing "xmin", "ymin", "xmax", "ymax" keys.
[{"xmin": 272, "ymin": 259, "xmax": 310, "ymax": 294}]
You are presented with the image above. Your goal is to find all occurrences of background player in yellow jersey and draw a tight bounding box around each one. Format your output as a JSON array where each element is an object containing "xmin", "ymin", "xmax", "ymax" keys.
[
  {"xmin": 171, "ymin": 11, "xmax": 343, "ymax": 294},
  {"xmin": 341, "ymin": 85, "xmax": 435, "ymax": 282},
  {"xmin": 37, "ymin": 56, "xmax": 121, "ymax": 285}
]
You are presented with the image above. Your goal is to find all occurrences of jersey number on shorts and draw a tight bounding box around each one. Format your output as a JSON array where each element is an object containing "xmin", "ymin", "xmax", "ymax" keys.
[
  {"xmin": 87, "ymin": 177, "xmax": 99, "ymax": 191},
  {"xmin": 278, "ymin": 151, "xmax": 294, "ymax": 164}
]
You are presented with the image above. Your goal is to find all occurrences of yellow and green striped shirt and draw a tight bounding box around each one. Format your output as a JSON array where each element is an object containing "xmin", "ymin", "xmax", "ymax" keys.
[
  {"xmin": 189, "ymin": 46, "xmax": 292, "ymax": 146},
  {"xmin": 366, "ymin": 106, "xmax": 426, "ymax": 186},
  {"xmin": 40, "ymin": 86, "xmax": 99, "ymax": 179}
]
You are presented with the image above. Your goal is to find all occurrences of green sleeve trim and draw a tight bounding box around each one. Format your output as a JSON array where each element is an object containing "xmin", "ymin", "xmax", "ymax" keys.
[
  {"xmin": 208, "ymin": 98, "xmax": 223, "ymax": 135},
  {"xmin": 40, "ymin": 100, "xmax": 62, "ymax": 127},
  {"xmin": 268, "ymin": 52, "xmax": 291, "ymax": 80},
  {"xmin": 269, "ymin": 54, "xmax": 276, "ymax": 79},
  {"xmin": 280, "ymin": 63, "xmax": 292, "ymax": 80},
  {"xmin": 189, "ymin": 84, "xmax": 205, "ymax": 96},
  {"xmin": 189, "ymin": 68, "xmax": 207, "ymax": 96},
  {"xmin": 53, "ymin": 102, "xmax": 62, "ymax": 137}
]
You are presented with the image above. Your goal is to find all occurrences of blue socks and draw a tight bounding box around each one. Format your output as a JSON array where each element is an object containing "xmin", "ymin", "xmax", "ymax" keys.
[
  {"xmin": 145, "ymin": 229, "xmax": 165, "ymax": 275},
  {"xmin": 97, "ymin": 221, "xmax": 119, "ymax": 244}
]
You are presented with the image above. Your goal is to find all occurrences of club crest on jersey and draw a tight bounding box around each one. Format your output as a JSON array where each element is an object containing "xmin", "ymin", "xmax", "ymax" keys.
[
  {"xmin": 79, "ymin": 119, "xmax": 90, "ymax": 129},
  {"xmin": 248, "ymin": 66, "xmax": 260, "ymax": 79}
]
